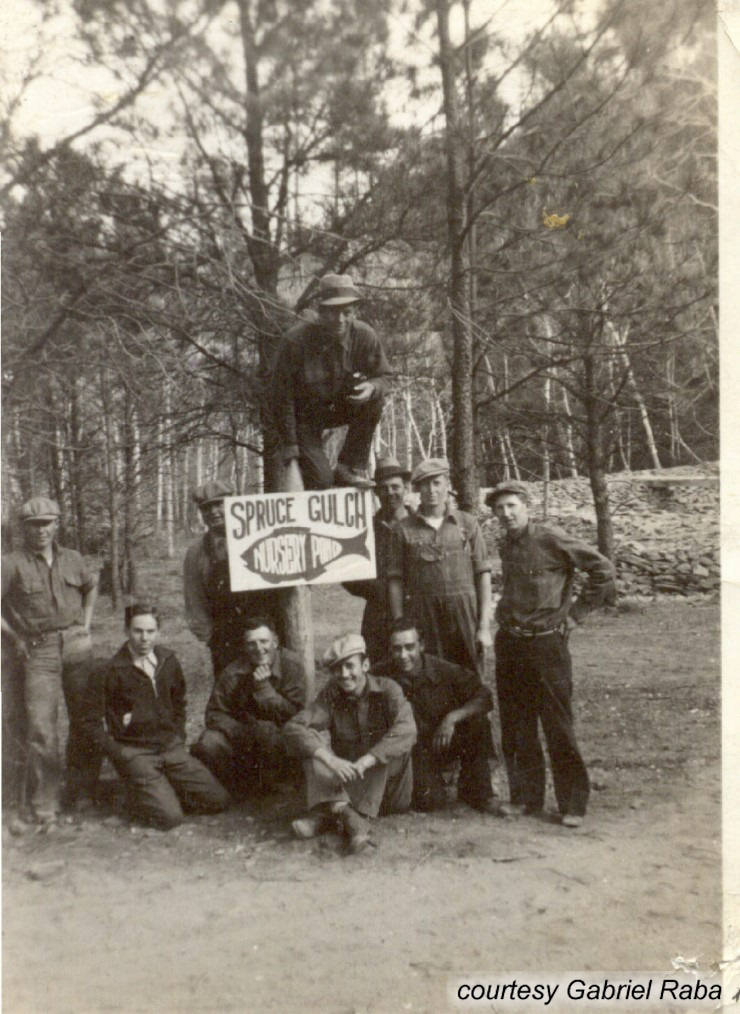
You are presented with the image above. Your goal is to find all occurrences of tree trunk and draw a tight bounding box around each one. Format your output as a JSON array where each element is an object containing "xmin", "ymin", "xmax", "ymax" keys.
[
  {"xmin": 608, "ymin": 321, "xmax": 661, "ymax": 469},
  {"xmin": 559, "ymin": 383, "xmax": 579, "ymax": 477},
  {"xmin": 99, "ymin": 369, "xmax": 121, "ymax": 610},
  {"xmin": 122, "ymin": 388, "xmax": 138, "ymax": 598},
  {"xmin": 583, "ymin": 344, "xmax": 614, "ymax": 560},
  {"xmin": 436, "ymin": 0, "xmax": 477, "ymax": 511}
]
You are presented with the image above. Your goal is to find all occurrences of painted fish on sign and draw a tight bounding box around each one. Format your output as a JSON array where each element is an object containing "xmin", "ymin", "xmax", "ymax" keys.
[{"xmin": 241, "ymin": 525, "xmax": 370, "ymax": 584}]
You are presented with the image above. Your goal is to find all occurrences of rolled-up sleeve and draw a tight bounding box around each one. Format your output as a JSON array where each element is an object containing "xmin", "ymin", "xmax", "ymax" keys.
[
  {"xmin": 469, "ymin": 520, "xmax": 492, "ymax": 574},
  {"xmin": 369, "ymin": 680, "xmax": 417, "ymax": 764},
  {"xmin": 551, "ymin": 529, "xmax": 616, "ymax": 619}
]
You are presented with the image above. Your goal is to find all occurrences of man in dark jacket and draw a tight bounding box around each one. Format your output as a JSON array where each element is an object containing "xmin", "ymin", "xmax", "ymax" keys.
[
  {"xmin": 344, "ymin": 456, "xmax": 411, "ymax": 664},
  {"xmin": 283, "ymin": 633, "xmax": 416, "ymax": 854},
  {"xmin": 487, "ymin": 480, "xmax": 616, "ymax": 828},
  {"xmin": 83, "ymin": 603, "xmax": 229, "ymax": 829},
  {"xmin": 271, "ymin": 273, "xmax": 392, "ymax": 491},
  {"xmin": 382, "ymin": 618, "xmax": 498, "ymax": 814},
  {"xmin": 190, "ymin": 616, "xmax": 305, "ymax": 796},
  {"xmin": 184, "ymin": 480, "xmax": 278, "ymax": 677}
]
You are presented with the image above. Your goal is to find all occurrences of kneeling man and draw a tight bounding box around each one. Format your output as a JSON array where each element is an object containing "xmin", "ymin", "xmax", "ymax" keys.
[
  {"xmin": 283, "ymin": 633, "xmax": 416, "ymax": 854},
  {"xmin": 83, "ymin": 604, "xmax": 229, "ymax": 829},
  {"xmin": 191, "ymin": 616, "xmax": 305, "ymax": 797},
  {"xmin": 384, "ymin": 618, "xmax": 497, "ymax": 814}
]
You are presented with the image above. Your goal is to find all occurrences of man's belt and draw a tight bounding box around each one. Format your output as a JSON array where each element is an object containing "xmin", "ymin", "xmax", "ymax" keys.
[{"xmin": 500, "ymin": 623, "xmax": 563, "ymax": 639}]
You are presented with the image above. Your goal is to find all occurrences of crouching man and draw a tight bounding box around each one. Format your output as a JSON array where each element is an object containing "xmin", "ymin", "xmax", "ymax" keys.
[
  {"xmin": 191, "ymin": 616, "xmax": 305, "ymax": 797},
  {"xmin": 83, "ymin": 604, "xmax": 229, "ymax": 829},
  {"xmin": 383, "ymin": 618, "xmax": 498, "ymax": 814},
  {"xmin": 283, "ymin": 633, "xmax": 416, "ymax": 854}
]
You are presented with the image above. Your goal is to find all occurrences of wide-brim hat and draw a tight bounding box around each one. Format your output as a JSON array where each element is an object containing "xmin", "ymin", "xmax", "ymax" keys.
[
  {"xmin": 374, "ymin": 456, "xmax": 410, "ymax": 485},
  {"xmin": 323, "ymin": 633, "xmax": 367, "ymax": 669},
  {"xmin": 20, "ymin": 496, "xmax": 61, "ymax": 522},
  {"xmin": 485, "ymin": 480, "xmax": 530, "ymax": 508},
  {"xmin": 410, "ymin": 457, "xmax": 450, "ymax": 487},
  {"xmin": 192, "ymin": 480, "xmax": 233, "ymax": 507},
  {"xmin": 318, "ymin": 273, "xmax": 362, "ymax": 306}
]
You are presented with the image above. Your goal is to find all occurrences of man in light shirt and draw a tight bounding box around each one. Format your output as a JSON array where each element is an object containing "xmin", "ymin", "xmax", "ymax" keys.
[{"xmin": 83, "ymin": 603, "xmax": 229, "ymax": 829}]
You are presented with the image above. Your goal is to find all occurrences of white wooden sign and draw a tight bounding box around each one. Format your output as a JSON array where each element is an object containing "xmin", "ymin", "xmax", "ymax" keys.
[{"xmin": 225, "ymin": 488, "xmax": 377, "ymax": 591}]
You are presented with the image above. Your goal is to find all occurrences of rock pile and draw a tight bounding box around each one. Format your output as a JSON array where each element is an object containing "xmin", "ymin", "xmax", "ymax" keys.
[{"xmin": 481, "ymin": 464, "xmax": 719, "ymax": 597}]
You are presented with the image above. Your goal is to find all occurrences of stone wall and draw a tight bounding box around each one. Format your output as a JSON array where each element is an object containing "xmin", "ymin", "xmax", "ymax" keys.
[{"xmin": 481, "ymin": 464, "xmax": 719, "ymax": 597}]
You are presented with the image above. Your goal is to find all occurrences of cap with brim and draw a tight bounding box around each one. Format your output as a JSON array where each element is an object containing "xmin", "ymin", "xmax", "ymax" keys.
[
  {"xmin": 318, "ymin": 273, "xmax": 362, "ymax": 306},
  {"xmin": 20, "ymin": 496, "xmax": 60, "ymax": 522},
  {"xmin": 192, "ymin": 480, "xmax": 234, "ymax": 507},
  {"xmin": 374, "ymin": 456, "xmax": 410, "ymax": 484},
  {"xmin": 323, "ymin": 633, "xmax": 367, "ymax": 669},
  {"xmin": 410, "ymin": 457, "xmax": 450, "ymax": 487},
  {"xmin": 485, "ymin": 481, "xmax": 530, "ymax": 508}
]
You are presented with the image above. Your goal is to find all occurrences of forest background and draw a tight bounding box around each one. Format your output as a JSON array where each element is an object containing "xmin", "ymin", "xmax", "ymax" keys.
[{"xmin": 1, "ymin": 0, "xmax": 718, "ymax": 605}]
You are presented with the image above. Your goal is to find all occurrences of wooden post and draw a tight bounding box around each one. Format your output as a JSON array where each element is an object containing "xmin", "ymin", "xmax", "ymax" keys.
[{"xmin": 277, "ymin": 460, "xmax": 315, "ymax": 701}]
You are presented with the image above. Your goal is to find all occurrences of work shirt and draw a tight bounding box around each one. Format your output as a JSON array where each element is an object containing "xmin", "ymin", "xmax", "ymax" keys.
[
  {"xmin": 283, "ymin": 673, "xmax": 416, "ymax": 765},
  {"xmin": 2, "ymin": 544, "xmax": 95, "ymax": 637},
  {"xmin": 382, "ymin": 652, "xmax": 492, "ymax": 743},
  {"xmin": 271, "ymin": 316, "xmax": 392, "ymax": 462},
  {"xmin": 496, "ymin": 521, "xmax": 616, "ymax": 633},
  {"xmin": 388, "ymin": 506, "xmax": 490, "ymax": 671},
  {"xmin": 204, "ymin": 647, "xmax": 306, "ymax": 736},
  {"xmin": 83, "ymin": 644, "xmax": 186, "ymax": 762},
  {"xmin": 388, "ymin": 507, "xmax": 490, "ymax": 598}
]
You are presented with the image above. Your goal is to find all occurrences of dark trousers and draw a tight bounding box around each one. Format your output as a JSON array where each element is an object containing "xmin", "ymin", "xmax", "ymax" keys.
[
  {"xmin": 296, "ymin": 392, "xmax": 383, "ymax": 490},
  {"xmin": 495, "ymin": 629, "xmax": 589, "ymax": 817},
  {"xmin": 412, "ymin": 714, "xmax": 494, "ymax": 811},
  {"xmin": 191, "ymin": 717, "xmax": 296, "ymax": 797},
  {"xmin": 113, "ymin": 742, "xmax": 230, "ymax": 829}
]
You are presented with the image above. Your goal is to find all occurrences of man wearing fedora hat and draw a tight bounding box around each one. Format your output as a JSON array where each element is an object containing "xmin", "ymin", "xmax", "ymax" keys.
[
  {"xmin": 343, "ymin": 455, "xmax": 412, "ymax": 664},
  {"xmin": 388, "ymin": 458, "xmax": 493, "ymax": 675},
  {"xmin": 270, "ymin": 272, "xmax": 392, "ymax": 491},
  {"xmin": 184, "ymin": 480, "xmax": 279, "ymax": 677},
  {"xmin": 283, "ymin": 632, "xmax": 416, "ymax": 854},
  {"xmin": 486, "ymin": 480, "xmax": 615, "ymax": 827},
  {"xmin": 2, "ymin": 496, "xmax": 100, "ymax": 827}
]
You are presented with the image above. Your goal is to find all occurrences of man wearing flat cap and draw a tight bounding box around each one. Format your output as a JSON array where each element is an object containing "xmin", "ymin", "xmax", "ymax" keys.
[
  {"xmin": 487, "ymin": 480, "xmax": 615, "ymax": 828},
  {"xmin": 1, "ymin": 496, "xmax": 100, "ymax": 827},
  {"xmin": 184, "ymin": 480, "xmax": 278, "ymax": 677},
  {"xmin": 270, "ymin": 272, "xmax": 392, "ymax": 491},
  {"xmin": 343, "ymin": 456, "xmax": 412, "ymax": 664},
  {"xmin": 283, "ymin": 633, "xmax": 416, "ymax": 854},
  {"xmin": 388, "ymin": 458, "xmax": 493, "ymax": 675}
]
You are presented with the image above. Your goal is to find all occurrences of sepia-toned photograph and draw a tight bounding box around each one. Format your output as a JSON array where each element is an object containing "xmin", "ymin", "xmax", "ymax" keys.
[{"xmin": 1, "ymin": 0, "xmax": 727, "ymax": 1010}]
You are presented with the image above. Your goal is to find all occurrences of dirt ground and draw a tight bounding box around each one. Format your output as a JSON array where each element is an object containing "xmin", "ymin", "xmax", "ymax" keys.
[{"xmin": 2, "ymin": 589, "xmax": 721, "ymax": 1014}]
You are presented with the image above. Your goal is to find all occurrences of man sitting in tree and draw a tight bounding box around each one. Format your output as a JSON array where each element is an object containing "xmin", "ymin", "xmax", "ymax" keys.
[{"xmin": 271, "ymin": 273, "xmax": 392, "ymax": 491}]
